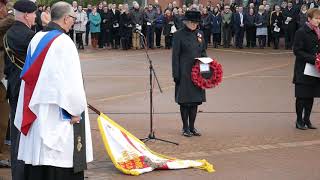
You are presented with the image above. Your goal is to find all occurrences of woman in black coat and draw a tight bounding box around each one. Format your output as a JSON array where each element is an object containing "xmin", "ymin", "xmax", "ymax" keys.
[
  {"xmin": 245, "ymin": 8, "xmax": 256, "ymax": 48},
  {"xmin": 200, "ymin": 8, "xmax": 212, "ymax": 49},
  {"xmin": 270, "ymin": 5, "xmax": 283, "ymax": 49},
  {"xmin": 172, "ymin": 11, "xmax": 207, "ymax": 137},
  {"xmin": 293, "ymin": 8, "xmax": 320, "ymax": 130},
  {"xmin": 163, "ymin": 9, "xmax": 175, "ymax": 49},
  {"xmin": 119, "ymin": 8, "xmax": 132, "ymax": 50}
]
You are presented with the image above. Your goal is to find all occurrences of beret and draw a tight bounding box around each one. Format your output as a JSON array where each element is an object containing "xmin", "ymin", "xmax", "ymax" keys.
[{"xmin": 13, "ymin": 0, "xmax": 37, "ymax": 13}]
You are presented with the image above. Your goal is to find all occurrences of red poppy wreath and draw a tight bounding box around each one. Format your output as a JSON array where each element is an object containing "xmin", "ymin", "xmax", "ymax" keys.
[{"xmin": 191, "ymin": 59, "xmax": 223, "ymax": 89}]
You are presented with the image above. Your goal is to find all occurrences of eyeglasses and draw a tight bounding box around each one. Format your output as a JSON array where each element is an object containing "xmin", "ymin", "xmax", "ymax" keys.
[{"xmin": 68, "ymin": 14, "xmax": 77, "ymax": 21}]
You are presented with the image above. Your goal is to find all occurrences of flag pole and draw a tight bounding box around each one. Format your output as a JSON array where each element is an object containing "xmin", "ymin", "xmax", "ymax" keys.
[{"xmin": 87, "ymin": 103, "xmax": 100, "ymax": 115}]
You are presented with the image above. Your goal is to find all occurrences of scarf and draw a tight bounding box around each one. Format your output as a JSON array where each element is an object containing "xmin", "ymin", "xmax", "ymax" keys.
[{"xmin": 306, "ymin": 22, "xmax": 320, "ymax": 40}]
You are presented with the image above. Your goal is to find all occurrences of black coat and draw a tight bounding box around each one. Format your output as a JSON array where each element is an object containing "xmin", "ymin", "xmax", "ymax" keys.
[
  {"xmin": 245, "ymin": 14, "xmax": 256, "ymax": 28},
  {"xmin": 174, "ymin": 14, "xmax": 185, "ymax": 30},
  {"xmin": 4, "ymin": 21, "xmax": 35, "ymax": 99},
  {"xmin": 110, "ymin": 9, "xmax": 120, "ymax": 30},
  {"xmin": 163, "ymin": 16, "xmax": 174, "ymax": 36},
  {"xmin": 293, "ymin": 24, "xmax": 320, "ymax": 86},
  {"xmin": 254, "ymin": 13, "xmax": 268, "ymax": 28},
  {"xmin": 119, "ymin": 12, "xmax": 132, "ymax": 38},
  {"xmin": 271, "ymin": 11, "xmax": 284, "ymax": 33},
  {"xmin": 233, "ymin": 12, "xmax": 247, "ymax": 31},
  {"xmin": 172, "ymin": 27, "xmax": 207, "ymax": 104},
  {"xmin": 282, "ymin": 7, "xmax": 297, "ymax": 30}
]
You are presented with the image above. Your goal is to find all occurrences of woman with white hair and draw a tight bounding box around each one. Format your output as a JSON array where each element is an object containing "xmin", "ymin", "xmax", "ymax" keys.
[
  {"xmin": 41, "ymin": 6, "xmax": 51, "ymax": 27},
  {"xmin": 254, "ymin": 5, "xmax": 268, "ymax": 48},
  {"xmin": 74, "ymin": 5, "xmax": 88, "ymax": 49}
]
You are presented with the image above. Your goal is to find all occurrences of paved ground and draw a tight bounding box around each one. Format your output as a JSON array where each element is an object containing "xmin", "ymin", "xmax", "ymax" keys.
[{"xmin": 1, "ymin": 46, "xmax": 320, "ymax": 180}]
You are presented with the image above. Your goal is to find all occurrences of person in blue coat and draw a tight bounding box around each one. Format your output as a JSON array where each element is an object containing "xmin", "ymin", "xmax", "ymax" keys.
[
  {"xmin": 211, "ymin": 7, "xmax": 221, "ymax": 48},
  {"xmin": 89, "ymin": 6, "xmax": 101, "ymax": 48},
  {"xmin": 233, "ymin": 6, "xmax": 247, "ymax": 48},
  {"xmin": 154, "ymin": 7, "xmax": 164, "ymax": 48}
]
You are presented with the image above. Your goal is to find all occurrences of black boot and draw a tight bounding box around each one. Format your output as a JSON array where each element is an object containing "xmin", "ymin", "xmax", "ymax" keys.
[
  {"xmin": 214, "ymin": 42, "xmax": 218, "ymax": 48},
  {"xmin": 304, "ymin": 98, "xmax": 317, "ymax": 129},
  {"xmin": 189, "ymin": 105, "xmax": 201, "ymax": 136},
  {"xmin": 296, "ymin": 98, "xmax": 307, "ymax": 130},
  {"xmin": 180, "ymin": 106, "xmax": 192, "ymax": 137}
]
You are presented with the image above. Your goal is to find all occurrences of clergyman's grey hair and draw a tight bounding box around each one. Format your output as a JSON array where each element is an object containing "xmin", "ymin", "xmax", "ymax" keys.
[{"xmin": 51, "ymin": 1, "xmax": 73, "ymax": 21}]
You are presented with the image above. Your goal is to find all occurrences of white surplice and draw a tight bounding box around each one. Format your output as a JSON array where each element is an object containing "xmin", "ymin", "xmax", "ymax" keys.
[{"xmin": 14, "ymin": 31, "xmax": 93, "ymax": 168}]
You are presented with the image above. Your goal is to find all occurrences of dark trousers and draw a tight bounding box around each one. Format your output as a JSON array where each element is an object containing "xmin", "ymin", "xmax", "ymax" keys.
[
  {"xmin": 180, "ymin": 105, "xmax": 198, "ymax": 131},
  {"xmin": 75, "ymin": 33, "xmax": 84, "ymax": 49},
  {"xmin": 203, "ymin": 28, "xmax": 211, "ymax": 49},
  {"xmin": 121, "ymin": 37, "xmax": 130, "ymax": 50},
  {"xmin": 296, "ymin": 98, "xmax": 314, "ymax": 126},
  {"xmin": 98, "ymin": 28, "xmax": 105, "ymax": 48},
  {"xmin": 284, "ymin": 25, "xmax": 296, "ymax": 49},
  {"xmin": 235, "ymin": 27, "xmax": 245, "ymax": 48},
  {"xmin": 5, "ymin": 119, "xmax": 10, "ymax": 141},
  {"xmin": 267, "ymin": 26, "xmax": 272, "ymax": 47},
  {"xmin": 8, "ymin": 94, "xmax": 24, "ymax": 180},
  {"xmin": 146, "ymin": 25, "xmax": 154, "ymax": 48},
  {"xmin": 165, "ymin": 35, "xmax": 172, "ymax": 49},
  {"xmin": 0, "ymin": 83, "xmax": 9, "ymax": 153},
  {"xmin": 25, "ymin": 165, "xmax": 84, "ymax": 180},
  {"xmin": 111, "ymin": 28, "xmax": 120, "ymax": 49},
  {"xmin": 246, "ymin": 27, "xmax": 256, "ymax": 47},
  {"xmin": 222, "ymin": 25, "xmax": 232, "ymax": 48},
  {"xmin": 273, "ymin": 32, "xmax": 280, "ymax": 49},
  {"xmin": 85, "ymin": 24, "xmax": 90, "ymax": 45},
  {"xmin": 212, "ymin": 33, "xmax": 220, "ymax": 48},
  {"xmin": 68, "ymin": 29, "xmax": 74, "ymax": 41},
  {"xmin": 257, "ymin": 35, "xmax": 266, "ymax": 48},
  {"xmin": 155, "ymin": 27, "xmax": 162, "ymax": 47},
  {"xmin": 106, "ymin": 28, "xmax": 112, "ymax": 47}
]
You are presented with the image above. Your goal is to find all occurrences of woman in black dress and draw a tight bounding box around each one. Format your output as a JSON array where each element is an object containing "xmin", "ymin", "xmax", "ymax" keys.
[
  {"xmin": 293, "ymin": 8, "xmax": 320, "ymax": 130},
  {"xmin": 172, "ymin": 11, "xmax": 207, "ymax": 137},
  {"xmin": 270, "ymin": 5, "xmax": 283, "ymax": 49}
]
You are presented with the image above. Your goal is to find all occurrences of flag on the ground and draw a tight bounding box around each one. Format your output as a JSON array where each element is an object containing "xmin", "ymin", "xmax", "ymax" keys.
[{"xmin": 97, "ymin": 113, "xmax": 215, "ymax": 175}]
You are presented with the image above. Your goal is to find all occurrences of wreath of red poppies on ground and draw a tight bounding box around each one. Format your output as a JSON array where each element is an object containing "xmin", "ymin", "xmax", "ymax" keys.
[
  {"xmin": 191, "ymin": 59, "xmax": 223, "ymax": 89},
  {"xmin": 316, "ymin": 54, "xmax": 320, "ymax": 72}
]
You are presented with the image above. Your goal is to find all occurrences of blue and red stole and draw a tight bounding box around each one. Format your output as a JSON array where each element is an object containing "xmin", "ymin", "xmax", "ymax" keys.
[{"xmin": 20, "ymin": 30, "xmax": 62, "ymax": 136}]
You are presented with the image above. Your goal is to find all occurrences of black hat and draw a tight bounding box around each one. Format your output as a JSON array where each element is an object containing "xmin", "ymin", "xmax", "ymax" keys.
[
  {"xmin": 184, "ymin": 10, "xmax": 201, "ymax": 22},
  {"xmin": 14, "ymin": 0, "xmax": 37, "ymax": 13}
]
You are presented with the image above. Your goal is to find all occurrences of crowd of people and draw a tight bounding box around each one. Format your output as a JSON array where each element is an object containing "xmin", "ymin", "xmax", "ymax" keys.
[{"xmin": 33, "ymin": 0, "xmax": 318, "ymax": 50}]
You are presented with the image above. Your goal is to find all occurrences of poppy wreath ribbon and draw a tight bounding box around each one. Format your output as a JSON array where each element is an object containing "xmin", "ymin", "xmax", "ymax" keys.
[{"xmin": 191, "ymin": 59, "xmax": 223, "ymax": 89}]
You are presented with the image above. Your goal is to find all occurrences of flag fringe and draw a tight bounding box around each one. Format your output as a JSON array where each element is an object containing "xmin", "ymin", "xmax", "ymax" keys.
[{"xmin": 196, "ymin": 160, "xmax": 215, "ymax": 173}]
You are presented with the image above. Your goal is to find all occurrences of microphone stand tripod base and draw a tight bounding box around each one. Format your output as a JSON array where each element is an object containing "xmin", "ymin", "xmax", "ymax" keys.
[{"xmin": 140, "ymin": 131, "xmax": 179, "ymax": 145}]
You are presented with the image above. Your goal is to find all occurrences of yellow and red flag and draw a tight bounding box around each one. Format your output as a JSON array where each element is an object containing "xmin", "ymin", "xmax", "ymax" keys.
[{"xmin": 97, "ymin": 113, "xmax": 215, "ymax": 175}]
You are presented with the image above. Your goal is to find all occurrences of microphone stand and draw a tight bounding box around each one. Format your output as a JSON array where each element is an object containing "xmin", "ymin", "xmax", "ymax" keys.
[{"xmin": 137, "ymin": 30, "xmax": 178, "ymax": 145}]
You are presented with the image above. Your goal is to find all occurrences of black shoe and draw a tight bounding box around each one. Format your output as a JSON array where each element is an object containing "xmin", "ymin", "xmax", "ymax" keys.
[
  {"xmin": 296, "ymin": 123, "xmax": 308, "ymax": 130},
  {"xmin": 182, "ymin": 129, "xmax": 192, "ymax": 137},
  {"xmin": 0, "ymin": 160, "xmax": 10, "ymax": 168},
  {"xmin": 190, "ymin": 128, "xmax": 202, "ymax": 136},
  {"xmin": 306, "ymin": 124, "xmax": 317, "ymax": 129}
]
